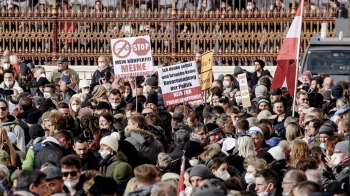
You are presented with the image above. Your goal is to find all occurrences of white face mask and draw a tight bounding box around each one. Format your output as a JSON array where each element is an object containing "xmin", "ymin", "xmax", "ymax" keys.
[
  {"xmin": 235, "ymin": 96, "xmax": 242, "ymax": 104},
  {"xmin": 244, "ymin": 173, "xmax": 255, "ymax": 184},
  {"xmin": 4, "ymin": 81, "xmax": 13, "ymax": 87},
  {"xmin": 43, "ymin": 93, "xmax": 51, "ymax": 99},
  {"xmin": 82, "ymin": 90, "xmax": 90, "ymax": 94},
  {"xmin": 40, "ymin": 73, "xmax": 46, "ymax": 78},
  {"xmin": 217, "ymin": 171, "xmax": 231, "ymax": 181},
  {"xmin": 233, "ymin": 120, "xmax": 237, "ymax": 127},
  {"xmin": 189, "ymin": 159, "xmax": 199, "ymax": 166},
  {"xmin": 124, "ymin": 92, "xmax": 129, "ymax": 98},
  {"xmin": 331, "ymin": 154, "xmax": 341, "ymax": 166},
  {"xmin": 213, "ymin": 102, "xmax": 219, "ymax": 106},
  {"xmin": 257, "ymin": 183, "xmax": 271, "ymax": 196},
  {"xmin": 247, "ymin": 5, "xmax": 252, "ymax": 10},
  {"xmin": 2, "ymin": 63, "xmax": 10, "ymax": 70},
  {"xmin": 319, "ymin": 142, "xmax": 325, "ymax": 149},
  {"xmin": 282, "ymin": 192, "xmax": 290, "ymax": 196},
  {"xmin": 143, "ymin": 85, "xmax": 147, "ymax": 93},
  {"xmin": 71, "ymin": 105, "xmax": 80, "ymax": 112},
  {"xmin": 223, "ymin": 81, "xmax": 230, "ymax": 88},
  {"xmin": 64, "ymin": 179, "xmax": 79, "ymax": 189},
  {"xmin": 111, "ymin": 103, "xmax": 119, "ymax": 109},
  {"xmin": 99, "ymin": 150, "xmax": 111, "ymax": 159},
  {"xmin": 98, "ymin": 63, "xmax": 107, "ymax": 69}
]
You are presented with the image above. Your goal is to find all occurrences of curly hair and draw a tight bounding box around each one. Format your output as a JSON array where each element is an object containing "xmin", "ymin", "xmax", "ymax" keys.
[{"xmin": 289, "ymin": 139, "xmax": 310, "ymax": 167}]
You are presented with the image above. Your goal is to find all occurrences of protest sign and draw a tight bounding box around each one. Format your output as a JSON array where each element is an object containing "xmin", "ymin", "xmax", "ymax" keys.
[
  {"xmin": 158, "ymin": 61, "xmax": 202, "ymax": 106},
  {"xmin": 200, "ymin": 50, "xmax": 213, "ymax": 91},
  {"xmin": 111, "ymin": 36, "xmax": 153, "ymax": 78},
  {"xmin": 237, "ymin": 73, "xmax": 252, "ymax": 108}
]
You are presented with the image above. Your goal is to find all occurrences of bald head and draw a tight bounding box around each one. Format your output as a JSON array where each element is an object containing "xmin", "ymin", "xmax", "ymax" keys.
[
  {"xmin": 323, "ymin": 77, "xmax": 334, "ymax": 89},
  {"xmin": 305, "ymin": 170, "xmax": 322, "ymax": 187}
]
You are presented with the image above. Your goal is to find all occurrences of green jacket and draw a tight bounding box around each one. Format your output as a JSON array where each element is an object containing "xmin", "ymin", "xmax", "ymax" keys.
[
  {"xmin": 105, "ymin": 151, "xmax": 132, "ymax": 185},
  {"xmin": 22, "ymin": 148, "xmax": 34, "ymax": 170},
  {"xmin": 49, "ymin": 67, "xmax": 80, "ymax": 83}
]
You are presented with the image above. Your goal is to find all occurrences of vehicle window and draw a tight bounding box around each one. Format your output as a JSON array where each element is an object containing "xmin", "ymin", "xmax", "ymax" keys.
[{"xmin": 304, "ymin": 50, "xmax": 350, "ymax": 74}]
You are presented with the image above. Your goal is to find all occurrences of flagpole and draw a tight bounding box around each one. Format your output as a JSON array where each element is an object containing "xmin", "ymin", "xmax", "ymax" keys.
[{"xmin": 292, "ymin": 0, "xmax": 304, "ymax": 117}]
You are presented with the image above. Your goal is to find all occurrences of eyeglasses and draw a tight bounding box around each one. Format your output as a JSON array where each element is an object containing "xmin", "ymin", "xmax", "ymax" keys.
[
  {"xmin": 62, "ymin": 171, "xmax": 78, "ymax": 177},
  {"xmin": 0, "ymin": 107, "xmax": 7, "ymax": 111},
  {"xmin": 143, "ymin": 112, "xmax": 151, "ymax": 116},
  {"xmin": 301, "ymin": 98, "xmax": 309, "ymax": 101},
  {"xmin": 247, "ymin": 130, "xmax": 262, "ymax": 135}
]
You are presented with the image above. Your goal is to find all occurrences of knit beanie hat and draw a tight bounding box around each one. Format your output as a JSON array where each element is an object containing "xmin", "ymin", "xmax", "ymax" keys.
[
  {"xmin": 331, "ymin": 84, "xmax": 343, "ymax": 99},
  {"xmin": 268, "ymin": 140, "xmax": 288, "ymax": 161},
  {"xmin": 255, "ymin": 85, "xmax": 267, "ymax": 97},
  {"xmin": 100, "ymin": 132, "xmax": 121, "ymax": 152},
  {"xmin": 319, "ymin": 123, "xmax": 335, "ymax": 136},
  {"xmin": 92, "ymin": 85, "xmax": 107, "ymax": 99},
  {"xmin": 335, "ymin": 141, "xmax": 349, "ymax": 157},
  {"xmin": 146, "ymin": 92, "xmax": 158, "ymax": 105},
  {"xmin": 184, "ymin": 140, "xmax": 204, "ymax": 158},
  {"xmin": 29, "ymin": 124, "xmax": 45, "ymax": 139},
  {"xmin": 189, "ymin": 164, "xmax": 212, "ymax": 179}
]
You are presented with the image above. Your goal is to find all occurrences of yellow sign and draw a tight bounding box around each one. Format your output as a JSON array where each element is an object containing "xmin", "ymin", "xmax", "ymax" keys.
[{"xmin": 200, "ymin": 51, "xmax": 214, "ymax": 91}]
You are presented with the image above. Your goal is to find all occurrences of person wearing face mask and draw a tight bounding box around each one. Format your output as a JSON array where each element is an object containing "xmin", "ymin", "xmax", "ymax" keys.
[
  {"xmin": 184, "ymin": 139, "xmax": 205, "ymax": 167},
  {"xmin": 99, "ymin": 132, "xmax": 132, "ymax": 193},
  {"xmin": 59, "ymin": 75, "xmax": 76, "ymax": 104},
  {"xmin": 123, "ymin": 82, "xmax": 133, "ymax": 103},
  {"xmin": 223, "ymin": 74, "xmax": 235, "ymax": 94},
  {"xmin": 330, "ymin": 140, "xmax": 349, "ymax": 183},
  {"xmin": 0, "ymin": 69, "xmax": 20, "ymax": 90},
  {"xmin": 49, "ymin": 56, "xmax": 79, "ymax": 83},
  {"xmin": 108, "ymin": 89, "xmax": 126, "ymax": 116},
  {"xmin": 246, "ymin": 0, "xmax": 258, "ymax": 12},
  {"xmin": 211, "ymin": 92, "xmax": 221, "ymax": 107},
  {"xmin": 91, "ymin": 56, "xmax": 114, "ymax": 84},
  {"xmin": 209, "ymin": 158, "xmax": 231, "ymax": 181},
  {"xmin": 59, "ymin": 155, "xmax": 85, "ymax": 196},
  {"xmin": 69, "ymin": 97, "xmax": 81, "ymax": 126},
  {"xmin": 254, "ymin": 169, "xmax": 279, "ymax": 196},
  {"xmin": 78, "ymin": 79, "xmax": 91, "ymax": 96}
]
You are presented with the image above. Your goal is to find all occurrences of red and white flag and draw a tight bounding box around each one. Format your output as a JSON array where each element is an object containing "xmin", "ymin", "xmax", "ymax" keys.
[
  {"xmin": 271, "ymin": 0, "xmax": 304, "ymax": 96},
  {"xmin": 178, "ymin": 155, "xmax": 186, "ymax": 196}
]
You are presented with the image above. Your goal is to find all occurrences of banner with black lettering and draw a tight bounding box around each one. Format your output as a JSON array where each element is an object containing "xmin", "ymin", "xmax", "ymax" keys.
[{"xmin": 158, "ymin": 61, "xmax": 202, "ymax": 106}]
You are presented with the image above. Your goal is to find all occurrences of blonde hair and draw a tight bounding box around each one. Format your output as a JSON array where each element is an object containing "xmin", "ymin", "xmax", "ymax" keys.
[
  {"xmin": 0, "ymin": 127, "xmax": 16, "ymax": 165},
  {"xmin": 238, "ymin": 136, "xmax": 256, "ymax": 158},
  {"xmin": 247, "ymin": 158, "xmax": 267, "ymax": 172},
  {"xmin": 243, "ymin": 155, "xmax": 258, "ymax": 169},
  {"xmin": 83, "ymin": 170, "xmax": 102, "ymax": 193},
  {"xmin": 289, "ymin": 139, "xmax": 310, "ymax": 167},
  {"xmin": 286, "ymin": 122, "xmax": 303, "ymax": 143},
  {"xmin": 69, "ymin": 97, "xmax": 82, "ymax": 119},
  {"xmin": 157, "ymin": 152, "xmax": 172, "ymax": 171},
  {"xmin": 9, "ymin": 54, "xmax": 19, "ymax": 64},
  {"xmin": 124, "ymin": 177, "xmax": 136, "ymax": 196},
  {"xmin": 303, "ymin": 115, "xmax": 316, "ymax": 126}
]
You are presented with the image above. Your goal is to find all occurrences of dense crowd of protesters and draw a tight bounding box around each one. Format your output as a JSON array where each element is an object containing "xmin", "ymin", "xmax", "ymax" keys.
[{"xmin": 0, "ymin": 50, "xmax": 348, "ymax": 196}]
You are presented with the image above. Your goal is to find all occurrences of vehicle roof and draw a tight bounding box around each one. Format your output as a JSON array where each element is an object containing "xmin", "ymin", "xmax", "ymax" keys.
[{"xmin": 308, "ymin": 38, "xmax": 350, "ymax": 46}]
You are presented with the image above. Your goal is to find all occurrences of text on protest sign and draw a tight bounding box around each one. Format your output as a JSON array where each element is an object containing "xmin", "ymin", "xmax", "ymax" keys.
[
  {"xmin": 238, "ymin": 73, "xmax": 252, "ymax": 108},
  {"xmin": 200, "ymin": 50, "xmax": 214, "ymax": 91},
  {"xmin": 159, "ymin": 61, "xmax": 202, "ymax": 106},
  {"xmin": 111, "ymin": 36, "xmax": 153, "ymax": 78}
]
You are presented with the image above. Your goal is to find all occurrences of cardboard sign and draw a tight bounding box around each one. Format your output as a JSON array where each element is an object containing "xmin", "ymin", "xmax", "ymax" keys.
[
  {"xmin": 237, "ymin": 73, "xmax": 252, "ymax": 108},
  {"xmin": 111, "ymin": 36, "xmax": 153, "ymax": 78},
  {"xmin": 158, "ymin": 61, "xmax": 202, "ymax": 106},
  {"xmin": 200, "ymin": 51, "xmax": 214, "ymax": 91}
]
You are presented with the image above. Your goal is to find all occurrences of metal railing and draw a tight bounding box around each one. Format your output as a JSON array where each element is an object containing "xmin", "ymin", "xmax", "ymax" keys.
[{"xmin": 0, "ymin": 0, "xmax": 348, "ymax": 66}]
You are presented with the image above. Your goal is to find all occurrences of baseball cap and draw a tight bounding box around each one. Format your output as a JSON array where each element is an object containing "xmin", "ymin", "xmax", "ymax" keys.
[
  {"xmin": 247, "ymin": 126, "xmax": 263, "ymax": 135},
  {"xmin": 60, "ymin": 75, "xmax": 71, "ymax": 84},
  {"xmin": 57, "ymin": 56, "xmax": 69, "ymax": 63},
  {"xmin": 96, "ymin": 101, "xmax": 111, "ymax": 110},
  {"xmin": 270, "ymin": 88, "xmax": 282, "ymax": 95},
  {"xmin": 257, "ymin": 110, "xmax": 277, "ymax": 121},
  {"xmin": 42, "ymin": 166, "xmax": 63, "ymax": 180},
  {"xmin": 172, "ymin": 113, "xmax": 184, "ymax": 121}
]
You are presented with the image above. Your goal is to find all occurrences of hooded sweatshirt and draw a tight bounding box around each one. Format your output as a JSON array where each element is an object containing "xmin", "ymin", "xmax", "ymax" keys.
[{"xmin": 1, "ymin": 114, "xmax": 25, "ymax": 152}]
